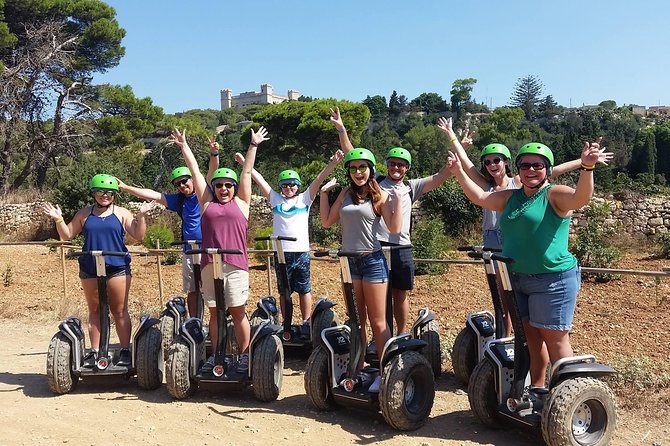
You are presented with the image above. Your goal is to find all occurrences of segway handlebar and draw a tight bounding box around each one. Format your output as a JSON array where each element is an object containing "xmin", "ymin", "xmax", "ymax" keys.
[
  {"xmin": 314, "ymin": 249, "xmax": 376, "ymax": 258},
  {"xmin": 254, "ymin": 236, "xmax": 297, "ymax": 242},
  {"xmin": 185, "ymin": 248, "xmax": 242, "ymax": 256},
  {"xmin": 380, "ymin": 244, "xmax": 412, "ymax": 252},
  {"xmin": 466, "ymin": 251, "xmax": 514, "ymax": 264},
  {"xmin": 171, "ymin": 239, "xmax": 202, "ymax": 246},
  {"xmin": 70, "ymin": 250, "xmax": 129, "ymax": 258},
  {"xmin": 457, "ymin": 245, "xmax": 502, "ymax": 253}
]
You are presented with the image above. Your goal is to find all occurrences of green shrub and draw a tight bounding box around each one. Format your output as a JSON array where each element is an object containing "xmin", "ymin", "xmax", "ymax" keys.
[
  {"xmin": 310, "ymin": 214, "xmax": 340, "ymax": 248},
  {"xmin": 412, "ymin": 216, "xmax": 451, "ymax": 275},
  {"xmin": 655, "ymin": 232, "xmax": 670, "ymax": 259},
  {"xmin": 420, "ymin": 179, "xmax": 482, "ymax": 238},
  {"xmin": 253, "ymin": 226, "xmax": 274, "ymax": 264},
  {"xmin": 143, "ymin": 223, "xmax": 174, "ymax": 250}
]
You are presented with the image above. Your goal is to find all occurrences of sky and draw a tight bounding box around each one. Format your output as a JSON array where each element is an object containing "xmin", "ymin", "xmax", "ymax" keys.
[{"xmin": 94, "ymin": 0, "xmax": 670, "ymax": 115}]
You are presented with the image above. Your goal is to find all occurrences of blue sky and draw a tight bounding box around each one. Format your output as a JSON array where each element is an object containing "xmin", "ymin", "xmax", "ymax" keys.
[{"xmin": 95, "ymin": 0, "xmax": 669, "ymax": 115}]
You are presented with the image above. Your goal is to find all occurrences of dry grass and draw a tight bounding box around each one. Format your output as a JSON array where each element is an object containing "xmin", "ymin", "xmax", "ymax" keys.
[{"xmin": 0, "ymin": 188, "xmax": 47, "ymax": 205}]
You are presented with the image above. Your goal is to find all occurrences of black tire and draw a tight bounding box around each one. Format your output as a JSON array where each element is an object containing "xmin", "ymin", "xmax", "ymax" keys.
[
  {"xmin": 46, "ymin": 332, "xmax": 78, "ymax": 394},
  {"xmin": 304, "ymin": 345, "xmax": 337, "ymax": 411},
  {"xmin": 419, "ymin": 319, "xmax": 442, "ymax": 378},
  {"xmin": 251, "ymin": 335, "xmax": 284, "ymax": 402},
  {"xmin": 467, "ymin": 359, "xmax": 504, "ymax": 429},
  {"xmin": 451, "ymin": 327, "xmax": 478, "ymax": 385},
  {"xmin": 159, "ymin": 314, "xmax": 176, "ymax": 362},
  {"xmin": 379, "ymin": 350, "xmax": 435, "ymax": 431},
  {"xmin": 541, "ymin": 377, "xmax": 617, "ymax": 446},
  {"xmin": 310, "ymin": 308, "xmax": 336, "ymax": 350},
  {"xmin": 135, "ymin": 326, "xmax": 163, "ymax": 390},
  {"xmin": 166, "ymin": 337, "xmax": 198, "ymax": 399}
]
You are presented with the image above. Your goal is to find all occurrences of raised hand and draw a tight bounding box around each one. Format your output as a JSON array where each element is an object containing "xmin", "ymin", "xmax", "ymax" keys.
[
  {"xmin": 436, "ymin": 116, "xmax": 453, "ymax": 135},
  {"xmin": 169, "ymin": 128, "xmax": 187, "ymax": 148},
  {"xmin": 330, "ymin": 107, "xmax": 345, "ymax": 131},
  {"xmin": 234, "ymin": 152, "xmax": 245, "ymax": 165},
  {"xmin": 207, "ymin": 136, "xmax": 219, "ymax": 152},
  {"xmin": 596, "ymin": 145, "xmax": 614, "ymax": 166},
  {"xmin": 138, "ymin": 200, "xmax": 157, "ymax": 215},
  {"xmin": 446, "ymin": 151, "xmax": 463, "ymax": 174},
  {"xmin": 582, "ymin": 137, "xmax": 603, "ymax": 167},
  {"xmin": 250, "ymin": 126, "xmax": 270, "ymax": 146},
  {"xmin": 460, "ymin": 127, "xmax": 475, "ymax": 150},
  {"xmin": 40, "ymin": 202, "xmax": 62, "ymax": 220},
  {"xmin": 321, "ymin": 178, "xmax": 338, "ymax": 193},
  {"xmin": 328, "ymin": 149, "xmax": 344, "ymax": 165}
]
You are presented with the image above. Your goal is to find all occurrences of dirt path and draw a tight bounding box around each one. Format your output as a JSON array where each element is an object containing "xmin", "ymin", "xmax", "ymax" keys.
[{"xmin": 0, "ymin": 320, "xmax": 666, "ymax": 446}]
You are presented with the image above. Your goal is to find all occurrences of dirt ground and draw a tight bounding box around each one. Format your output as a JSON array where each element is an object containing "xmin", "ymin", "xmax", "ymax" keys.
[{"xmin": 0, "ymin": 244, "xmax": 669, "ymax": 445}]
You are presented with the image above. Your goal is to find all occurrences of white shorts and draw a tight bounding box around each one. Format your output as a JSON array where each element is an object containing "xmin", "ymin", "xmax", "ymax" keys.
[
  {"xmin": 200, "ymin": 263, "xmax": 249, "ymax": 308},
  {"xmin": 181, "ymin": 255, "xmax": 197, "ymax": 294}
]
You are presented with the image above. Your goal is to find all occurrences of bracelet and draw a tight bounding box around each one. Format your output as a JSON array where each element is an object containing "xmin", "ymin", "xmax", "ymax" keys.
[
  {"xmin": 210, "ymin": 151, "xmax": 219, "ymax": 157},
  {"xmin": 448, "ymin": 136, "xmax": 458, "ymax": 143},
  {"xmin": 337, "ymin": 127, "xmax": 346, "ymax": 134},
  {"xmin": 250, "ymin": 142, "xmax": 258, "ymax": 147},
  {"xmin": 54, "ymin": 218, "xmax": 64, "ymax": 225},
  {"xmin": 580, "ymin": 163, "xmax": 596, "ymax": 171}
]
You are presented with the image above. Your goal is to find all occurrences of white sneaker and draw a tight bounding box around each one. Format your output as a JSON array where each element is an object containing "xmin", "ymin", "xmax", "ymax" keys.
[{"xmin": 368, "ymin": 376, "xmax": 382, "ymax": 393}]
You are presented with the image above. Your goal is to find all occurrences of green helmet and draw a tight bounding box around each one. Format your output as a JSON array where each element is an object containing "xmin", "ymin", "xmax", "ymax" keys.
[
  {"xmin": 385, "ymin": 147, "xmax": 412, "ymax": 168},
  {"xmin": 344, "ymin": 148, "xmax": 377, "ymax": 173},
  {"xmin": 516, "ymin": 142, "xmax": 554, "ymax": 167},
  {"xmin": 89, "ymin": 174, "xmax": 119, "ymax": 191},
  {"xmin": 278, "ymin": 169, "xmax": 302, "ymax": 186},
  {"xmin": 480, "ymin": 143, "xmax": 511, "ymax": 161},
  {"xmin": 211, "ymin": 167, "xmax": 238, "ymax": 185},
  {"xmin": 170, "ymin": 166, "xmax": 192, "ymax": 182}
]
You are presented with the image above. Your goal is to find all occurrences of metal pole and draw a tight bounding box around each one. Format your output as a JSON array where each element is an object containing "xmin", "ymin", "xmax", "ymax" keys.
[
  {"xmin": 60, "ymin": 245, "xmax": 67, "ymax": 301},
  {"xmin": 156, "ymin": 239, "xmax": 163, "ymax": 304},
  {"xmin": 266, "ymin": 239, "xmax": 272, "ymax": 295}
]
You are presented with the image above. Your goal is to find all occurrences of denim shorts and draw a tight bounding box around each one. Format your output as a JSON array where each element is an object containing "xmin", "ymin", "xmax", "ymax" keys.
[
  {"xmin": 510, "ymin": 265, "xmax": 580, "ymax": 331},
  {"xmin": 275, "ymin": 251, "xmax": 312, "ymax": 295},
  {"xmin": 379, "ymin": 241, "xmax": 414, "ymax": 290},
  {"xmin": 79, "ymin": 265, "xmax": 131, "ymax": 280},
  {"xmin": 347, "ymin": 250, "xmax": 388, "ymax": 283},
  {"xmin": 483, "ymin": 229, "xmax": 503, "ymax": 250}
]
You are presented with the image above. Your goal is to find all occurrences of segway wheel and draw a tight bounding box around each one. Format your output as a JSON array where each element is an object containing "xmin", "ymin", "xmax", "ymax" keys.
[
  {"xmin": 379, "ymin": 350, "xmax": 435, "ymax": 431},
  {"xmin": 310, "ymin": 308, "xmax": 336, "ymax": 350},
  {"xmin": 46, "ymin": 332, "xmax": 78, "ymax": 394},
  {"xmin": 451, "ymin": 327, "xmax": 478, "ymax": 385},
  {"xmin": 304, "ymin": 345, "xmax": 337, "ymax": 411},
  {"xmin": 251, "ymin": 335, "xmax": 284, "ymax": 402},
  {"xmin": 159, "ymin": 314, "xmax": 176, "ymax": 362},
  {"xmin": 419, "ymin": 319, "xmax": 442, "ymax": 378},
  {"xmin": 467, "ymin": 359, "xmax": 504, "ymax": 428},
  {"xmin": 166, "ymin": 337, "xmax": 198, "ymax": 399},
  {"xmin": 135, "ymin": 326, "xmax": 163, "ymax": 390},
  {"xmin": 541, "ymin": 377, "xmax": 617, "ymax": 446}
]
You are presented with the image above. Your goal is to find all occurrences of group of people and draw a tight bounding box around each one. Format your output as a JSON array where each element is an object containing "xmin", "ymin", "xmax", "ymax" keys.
[{"xmin": 40, "ymin": 109, "xmax": 610, "ymax": 392}]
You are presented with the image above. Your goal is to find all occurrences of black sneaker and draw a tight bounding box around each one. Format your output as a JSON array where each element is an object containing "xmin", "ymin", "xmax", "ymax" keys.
[
  {"xmin": 236, "ymin": 353, "xmax": 249, "ymax": 373},
  {"xmin": 200, "ymin": 354, "xmax": 215, "ymax": 374},
  {"xmin": 116, "ymin": 348, "xmax": 132, "ymax": 367},
  {"xmin": 83, "ymin": 350, "xmax": 97, "ymax": 368}
]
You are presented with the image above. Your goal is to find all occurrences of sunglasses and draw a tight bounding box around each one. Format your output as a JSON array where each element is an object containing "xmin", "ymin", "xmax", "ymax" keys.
[
  {"xmin": 348, "ymin": 164, "xmax": 369, "ymax": 174},
  {"xmin": 173, "ymin": 178, "xmax": 189, "ymax": 187},
  {"xmin": 387, "ymin": 161, "xmax": 408, "ymax": 169},
  {"xmin": 280, "ymin": 183, "xmax": 298, "ymax": 189},
  {"xmin": 93, "ymin": 190, "xmax": 115, "ymax": 197},
  {"xmin": 483, "ymin": 157, "xmax": 502, "ymax": 166},
  {"xmin": 518, "ymin": 162, "xmax": 546, "ymax": 171},
  {"xmin": 214, "ymin": 182, "xmax": 235, "ymax": 189}
]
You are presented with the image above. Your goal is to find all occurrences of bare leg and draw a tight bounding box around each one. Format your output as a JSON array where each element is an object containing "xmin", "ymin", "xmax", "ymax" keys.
[
  {"xmin": 540, "ymin": 328, "xmax": 573, "ymax": 364},
  {"xmin": 228, "ymin": 305, "xmax": 250, "ymax": 353},
  {"xmin": 107, "ymin": 274, "xmax": 132, "ymax": 348},
  {"xmin": 186, "ymin": 291, "xmax": 197, "ymax": 318},
  {"xmin": 352, "ymin": 280, "xmax": 368, "ymax": 370},
  {"xmin": 523, "ymin": 321, "xmax": 550, "ymax": 387},
  {"xmin": 391, "ymin": 288, "xmax": 409, "ymax": 335},
  {"xmin": 81, "ymin": 278, "xmax": 101, "ymax": 349},
  {"xmin": 299, "ymin": 291, "xmax": 313, "ymax": 321},
  {"xmin": 363, "ymin": 281, "xmax": 391, "ymax": 356}
]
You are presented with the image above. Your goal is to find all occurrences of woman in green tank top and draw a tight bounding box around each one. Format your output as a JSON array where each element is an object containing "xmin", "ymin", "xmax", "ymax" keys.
[{"xmin": 446, "ymin": 138, "xmax": 603, "ymax": 389}]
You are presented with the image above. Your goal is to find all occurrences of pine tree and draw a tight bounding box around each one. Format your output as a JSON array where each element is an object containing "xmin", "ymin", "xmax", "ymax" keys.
[{"xmin": 510, "ymin": 75, "xmax": 544, "ymax": 121}]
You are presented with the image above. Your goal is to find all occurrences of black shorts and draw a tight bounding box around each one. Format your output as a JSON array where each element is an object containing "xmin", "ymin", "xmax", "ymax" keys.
[
  {"xmin": 380, "ymin": 241, "xmax": 415, "ymax": 291},
  {"xmin": 79, "ymin": 265, "xmax": 131, "ymax": 280}
]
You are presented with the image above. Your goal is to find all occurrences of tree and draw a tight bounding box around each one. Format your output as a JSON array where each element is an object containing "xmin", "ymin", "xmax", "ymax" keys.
[
  {"xmin": 409, "ymin": 93, "xmax": 448, "ymax": 115},
  {"xmin": 510, "ymin": 75, "xmax": 544, "ymax": 121},
  {"xmin": 362, "ymin": 95, "xmax": 388, "ymax": 122},
  {"xmin": 599, "ymin": 100, "xmax": 617, "ymax": 110},
  {"xmin": 450, "ymin": 78, "xmax": 477, "ymax": 119},
  {"xmin": 538, "ymin": 95, "xmax": 561, "ymax": 119},
  {"xmin": 628, "ymin": 128, "xmax": 657, "ymax": 178},
  {"xmin": 388, "ymin": 90, "xmax": 408, "ymax": 117}
]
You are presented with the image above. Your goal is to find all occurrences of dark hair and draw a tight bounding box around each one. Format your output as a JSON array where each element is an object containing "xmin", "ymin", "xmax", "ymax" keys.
[
  {"xmin": 348, "ymin": 161, "xmax": 383, "ymax": 212},
  {"xmin": 480, "ymin": 157, "xmax": 513, "ymax": 183}
]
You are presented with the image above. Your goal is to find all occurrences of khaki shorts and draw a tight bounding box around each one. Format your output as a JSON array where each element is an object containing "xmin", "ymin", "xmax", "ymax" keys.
[{"xmin": 200, "ymin": 263, "xmax": 249, "ymax": 308}]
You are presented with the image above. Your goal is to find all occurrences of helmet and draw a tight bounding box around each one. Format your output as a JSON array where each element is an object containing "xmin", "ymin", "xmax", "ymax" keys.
[
  {"xmin": 480, "ymin": 143, "xmax": 511, "ymax": 161},
  {"xmin": 89, "ymin": 174, "xmax": 119, "ymax": 191},
  {"xmin": 211, "ymin": 167, "xmax": 238, "ymax": 185},
  {"xmin": 344, "ymin": 148, "xmax": 377, "ymax": 173},
  {"xmin": 170, "ymin": 166, "xmax": 192, "ymax": 182},
  {"xmin": 278, "ymin": 169, "xmax": 302, "ymax": 186},
  {"xmin": 385, "ymin": 147, "xmax": 412, "ymax": 168},
  {"xmin": 515, "ymin": 142, "xmax": 554, "ymax": 167}
]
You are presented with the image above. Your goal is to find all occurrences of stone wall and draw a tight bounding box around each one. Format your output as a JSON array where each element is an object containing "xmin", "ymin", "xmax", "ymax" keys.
[{"xmin": 2, "ymin": 194, "xmax": 670, "ymax": 240}]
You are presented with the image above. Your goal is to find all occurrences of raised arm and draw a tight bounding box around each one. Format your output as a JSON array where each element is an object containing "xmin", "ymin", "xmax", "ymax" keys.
[
  {"xmin": 330, "ymin": 107, "xmax": 354, "ymax": 153},
  {"xmin": 116, "ymin": 178, "xmax": 167, "ymax": 206},
  {"xmin": 206, "ymin": 136, "xmax": 220, "ymax": 184},
  {"xmin": 446, "ymin": 151, "xmax": 511, "ymax": 212},
  {"xmin": 123, "ymin": 201, "xmax": 156, "ymax": 242},
  {"xmin": 40, "ymin": 202, "xmax": 85, "ymax": 241},
  {"xmin": 169, "ymin": 128, "xmax": 211, "ymax": 207},
  {"xmin": 437, "ymin": 116, "xmax": 490, "ymax": 190},
  {"xmin": 234, "ymin": 152, "xmax": 272, "ymax": 199},
  {"xmin": 319, "ymin": 179, "xmax": 345, "ymax": 228},
  {"xmin": 550, "ymin": 139, "xmax": 612, "ymax": 179},
  {"xmin": 238, "ymin": 126, "xmax": 270, "ymax": 205},
  {"xmin": 307, "ymin": 149, "xmax": 344, "ymax": 199},
  {"xmin": 549, "ymin": 138, "xmax": 602, "ymax": 214}
]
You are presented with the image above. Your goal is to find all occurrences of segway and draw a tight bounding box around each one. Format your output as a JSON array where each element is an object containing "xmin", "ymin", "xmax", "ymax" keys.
[
  {"xmin": 304, "ymin": 249, "xmax": 435, "ymax": 431},
  {"xmin": 250, "ymin": 235, "xmax": 337, "ymax": 350},
  {"xmin": 46, "ymin": 250, "xmax": 163, "ymax": 394},
  {"xmin": 451, "ymin": 245, "xmax": 506, "ymax": 384},
  {"xmin": 465, "ymin": 248, "xmax": 617, "ymax": 445},
  {"xmin": 165, "ymin": 247, "xmax": 284, "ymax": 402}
]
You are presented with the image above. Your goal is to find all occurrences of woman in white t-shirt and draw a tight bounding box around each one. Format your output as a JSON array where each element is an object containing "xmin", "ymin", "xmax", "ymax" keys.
[{"xmin": 235, "ymin": 150, "xmax": 343, "ymax": 325}]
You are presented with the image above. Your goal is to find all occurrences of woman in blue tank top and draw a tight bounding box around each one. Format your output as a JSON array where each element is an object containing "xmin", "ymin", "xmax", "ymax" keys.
[{"xmin": 41, "ymin": 174, "xmax": 154, "ymax": 367}]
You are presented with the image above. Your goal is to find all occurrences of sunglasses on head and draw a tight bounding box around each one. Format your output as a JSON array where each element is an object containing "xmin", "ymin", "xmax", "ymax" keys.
[
  {"xmin": 518, "ymin": 162, "xmax": 546, "ymax": 171},
  {"xmin": 387, "ymin": 161, "xmax": 408, "ymax": 169},
  {"xmin": 93, "ymin": 190, "xmax": 115, "ymax": 197},
  {"xmin": 348, "ymin": 164, "xmax": 369, "ymax": 174},
  {"xmin": 173, "ymin": 178, "xmax": 189, "ymax": 187},
  {"xmin": 484, "ymin": 157, "xmax": 502, "ymax": 166},
  {"xmin": 214, "ymin": 182, "xmax": 235, "ymax": 189},
  {"xmin": 280, "ymin": 183, "xmax": 298, "ymax": 189}
]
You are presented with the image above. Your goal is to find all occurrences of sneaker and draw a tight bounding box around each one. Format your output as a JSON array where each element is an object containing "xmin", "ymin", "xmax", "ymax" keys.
[
  {"xmin": 368, "ymin": 375, "xmax": 382, "ymax": 393},
  {"xmin": 200, "ymin": 354, "xmax": 215, "ymax": 374},
  {"xmin": 236, "ymin": 353, "xmax": 249, "ymax": 373},
  {"xmin": 83, "ymin": 350, "xmax": 97, "ymax": 368},
  {"xmin": 116, "ymin": 348, "xmax": 131, "ymax": 367}
]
